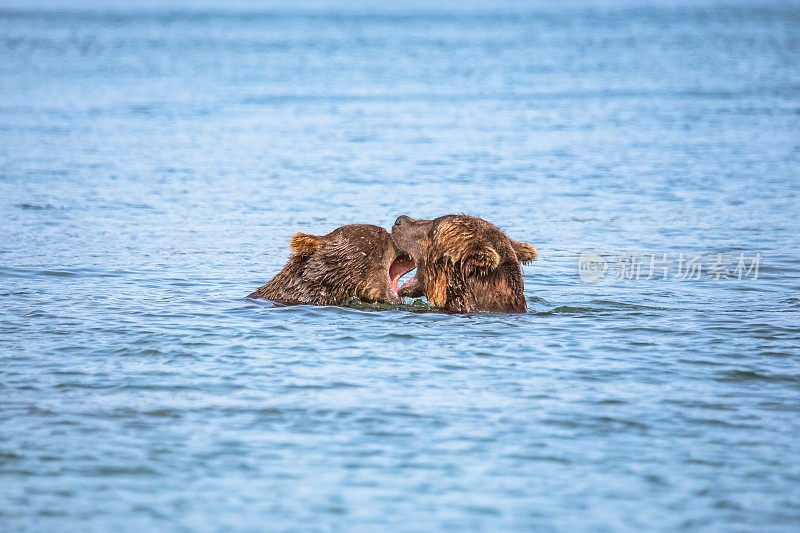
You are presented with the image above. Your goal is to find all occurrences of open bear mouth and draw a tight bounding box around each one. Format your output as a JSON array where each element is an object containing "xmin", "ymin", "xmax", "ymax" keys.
[{"xmin": 388, "ymin": 253, "xmax": 416, "ymax": 298}]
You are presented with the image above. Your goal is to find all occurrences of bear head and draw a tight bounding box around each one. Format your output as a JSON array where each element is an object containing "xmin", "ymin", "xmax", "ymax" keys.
[
  {"xmin": 391, "ymin": 215, "xmax": 537, "ymax": 313},
  {"xmin": 249, "ymin": 224, "xmax": 416, "ymax": 305}
]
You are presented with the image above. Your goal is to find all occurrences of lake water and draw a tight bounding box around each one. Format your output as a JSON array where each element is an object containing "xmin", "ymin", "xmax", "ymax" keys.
[{"xmin": 2, "ymin": 1, "xmax": 799, "ymax": 530}]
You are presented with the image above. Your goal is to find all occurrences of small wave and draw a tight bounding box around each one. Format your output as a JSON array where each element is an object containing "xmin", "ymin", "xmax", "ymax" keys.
[
  {"xmin": 717, "ymin": 370, "xmax": 800, "ymax": 384},
  {"xmin": 0, "ymin": 267, "xmax": 135, "ymax": 279},
  {"xmin": 284, "ymin": 382, "xmax": 362, "ymax": 390},
  {"xmin": 16, "ymin": 202, "xmax": 60, "ymax": 210},
  {"xmin": 80, "ymin": 465, "xmax": 159, "ymax": 477},
  {"xmin": 142, "ymin": 409, "xmax": 183, "ymax": 419},
  {"xmin": 527, "ymin": 295, "xmax": 554, "ymax": 305},
  {"xmin": 505, "ymin": 453, "xmax": 572, "ymax": 465},
  {"xmin": 540, "ymin": 305, "xmax": 596, "ymax": 314},
  {"xmin": 588, "ymin": 299, "xmax": 667, "ymax": 311}
]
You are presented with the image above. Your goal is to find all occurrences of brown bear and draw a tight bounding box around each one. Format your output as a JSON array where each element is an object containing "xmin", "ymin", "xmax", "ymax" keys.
[
  {"xmin": 248, "ymin": 224, "xmax": 416, "ymax": 306},
  {"xmin": 391, "ymin": 215, "xmax": 537, "ymax": 313}
]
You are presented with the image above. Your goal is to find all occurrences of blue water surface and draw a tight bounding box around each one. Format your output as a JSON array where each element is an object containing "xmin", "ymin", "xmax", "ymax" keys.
[{"xmin": 1, "ymin": 1, "xmax": 799, "ymax": 531}]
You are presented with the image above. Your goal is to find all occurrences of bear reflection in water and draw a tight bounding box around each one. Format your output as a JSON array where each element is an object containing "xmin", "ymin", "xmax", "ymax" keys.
[{"xmin": 248, "ymin": 216, "xmax": 536, "ymax": 313}]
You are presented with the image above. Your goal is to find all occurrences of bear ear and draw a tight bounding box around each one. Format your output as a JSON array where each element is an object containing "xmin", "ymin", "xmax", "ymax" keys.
[
  {"xmin": 290, "ymin": 233, "xmax": 323, "ymax": 254},
  {"xmin": 511, "ymin": 240, "xmax": 537, "ymax": 264},
  {"xmin": 462, "ymin": 244, "xmax": 502, "ymax": 274},
  {"xmin": 437, "ymin": 217, "xmax": 502, "ymax": 274}
]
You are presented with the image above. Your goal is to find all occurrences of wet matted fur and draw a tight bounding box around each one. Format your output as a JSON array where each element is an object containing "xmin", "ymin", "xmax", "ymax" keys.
[
  {"xmin": 391, "ymin": 215, "xmax": 537, "ymax": 313},
  {"xmin": 249, "ymin": 224, "xmax": 415, "ymax": 306}
]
